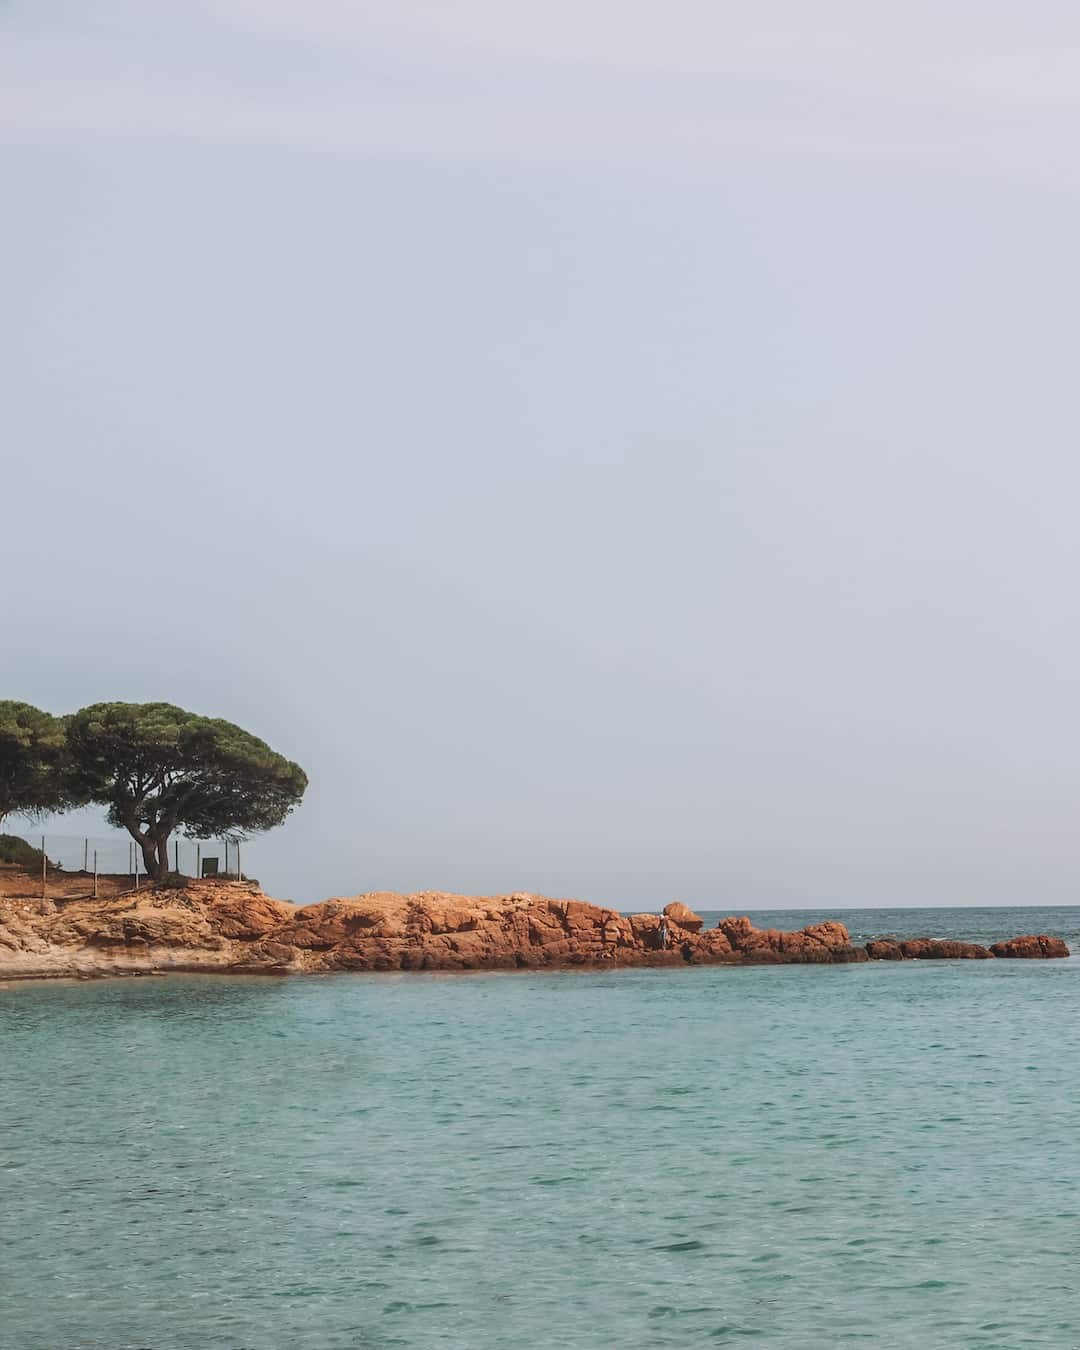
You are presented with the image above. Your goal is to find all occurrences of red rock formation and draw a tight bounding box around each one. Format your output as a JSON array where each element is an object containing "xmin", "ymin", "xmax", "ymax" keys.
[
  {"xmin": 712, "ymin": 916, "xmax": 866, "ymax": 964},
  {"xmin": 0, "ymin": 882, "xmax": 1069, "ymax": 980},
  {"xmin": 0, "ymin": 881, "xmax": 296, "ymax": 979},
  {"xmin": 866, "ymin": 939, "xmax": 903, "ymax": 960},
  {"xmin": 989, "ymin": 934, "xmax": 1071, "ymax": 959},
  {"xmin": 898, "ymin": 939, "xmax": 993, "ymax": 960},
  {"xmin": 663, "ymin": 902, "xmax": 703, "ymax": 934}
]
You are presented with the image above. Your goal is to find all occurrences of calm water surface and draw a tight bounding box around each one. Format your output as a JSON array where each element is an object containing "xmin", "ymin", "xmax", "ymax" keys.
[{"xmin": 4, "ymin": 906, "xmax": 1080, "ymax": 1349}]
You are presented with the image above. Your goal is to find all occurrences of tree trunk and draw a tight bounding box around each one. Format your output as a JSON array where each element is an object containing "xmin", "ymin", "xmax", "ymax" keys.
[
  {"xmin": 157, "ymin": 834, "xmax": 171, "ymax": 880},
  {"xmin": 140, "ymin": 836, "xmax": 161, "ymax": 881}
]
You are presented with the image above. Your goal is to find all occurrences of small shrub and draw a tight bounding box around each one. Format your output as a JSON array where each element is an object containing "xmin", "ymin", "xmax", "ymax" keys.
[{"xmin": 0, "ymin": 834, "xmax": 46, "ymax": 869}]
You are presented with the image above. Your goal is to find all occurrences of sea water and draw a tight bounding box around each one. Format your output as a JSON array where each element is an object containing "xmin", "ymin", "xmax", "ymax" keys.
[{"xmin": 3, "ymin": 905, "xmax": 1080, "ymax": 1349}]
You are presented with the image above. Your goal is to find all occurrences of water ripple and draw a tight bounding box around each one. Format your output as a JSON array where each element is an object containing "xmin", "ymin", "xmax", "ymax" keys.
[{"xmin": 2, "ymin": 903, "xmax": 1079, "ymax": 1347}]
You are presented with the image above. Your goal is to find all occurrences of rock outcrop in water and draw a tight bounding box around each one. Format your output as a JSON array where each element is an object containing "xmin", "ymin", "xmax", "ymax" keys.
[
  {"xmin": 989, "ymin": 933, "xmax": 1070, "ymax": 959},
  {"xmin": 900, "ymin": 939, "xmax": 994, "ymax": 960},
  {"xmin": 0, "ymin": 881, "xmax": 1069, "ymax": 980}
]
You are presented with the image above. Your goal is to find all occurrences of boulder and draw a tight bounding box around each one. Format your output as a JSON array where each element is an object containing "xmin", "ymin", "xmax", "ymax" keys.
[
  {"xmin": 693, "ymin": 928, "xmax": 735, "ymax": 959},
  {"xmin": 898, "ymin": 939, "xmax": 992, "ymax": 960},
  {"xmin": 711, "ymin": 915, "xmax": 853, "ymax": 963},
  {"xmin": 663, "ymin": 902, "xmax": 704, "ymax": 934},
  {"xmin": 718, "ymin": 915, "xmax": 755, "ymax": 947},
  {"xmin": 865, "ymin": 939, "xmax": 903, "ymax": 960},
  {"xmin": 989, "ymin": 934, "xmax": 1070, "ymax": 959}
]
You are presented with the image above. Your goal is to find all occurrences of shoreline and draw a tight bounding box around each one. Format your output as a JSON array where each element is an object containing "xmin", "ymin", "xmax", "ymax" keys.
[
  {"xmin": 6, "ymin": 953, "xmax": 1077, "ymax": 988},
  {"xmin": 0, "ymin": 879, "xmax": 1070, "ymax": 984}
]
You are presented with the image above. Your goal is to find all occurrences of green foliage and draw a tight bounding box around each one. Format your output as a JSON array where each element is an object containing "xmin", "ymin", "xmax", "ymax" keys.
[
  {"xmin": 65, "ymin": 702, "xmax": 307, "ymax": 879},
  {"xmin": 0, "ymin": 834, "xmax": 46, "ymax": 868},
  {"xmin": 0, "ymin": 701, "xmax": 81, "ymax": 826}
]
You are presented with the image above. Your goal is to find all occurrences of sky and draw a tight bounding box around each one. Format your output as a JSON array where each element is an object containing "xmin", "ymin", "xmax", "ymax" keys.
[{"xmin": 3, "ymin": 1, "xmax": 1080, "ymax": 908}]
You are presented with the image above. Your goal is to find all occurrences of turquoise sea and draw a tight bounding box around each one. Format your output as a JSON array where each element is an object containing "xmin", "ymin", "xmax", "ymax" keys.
[{"xmin": 4, "ymin": 905, "xmax": 1080, "ymax": 1349}]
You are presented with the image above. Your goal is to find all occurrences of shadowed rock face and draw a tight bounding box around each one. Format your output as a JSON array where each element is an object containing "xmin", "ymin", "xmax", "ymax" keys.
[{"xmin": 0, "ymin": 883, "xmax": 1070, "ymax": 980}]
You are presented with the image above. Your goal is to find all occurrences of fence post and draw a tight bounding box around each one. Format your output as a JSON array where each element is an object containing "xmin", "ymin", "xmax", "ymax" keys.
[
  {"xmin": 237, "ymin": 841, "xmax": 242, "ymax": 882},
  {"xmin": 129, "ymin": 841, "xmax": 134, "ymax": 878},
  {"xmin": 94, "ymin": 849, "xmax": 98, "ymax": 899},
  {"xmin": 41, "ymin": 836, "xmax": 46, "ymax": 902},
  {"xmin": 135, "ymin": 847, "xmax": 139, "ymax": 891},
  {"xmin": 225, "ymin": 839, "xmax": 230, "ymax": 877},
  {"xmin": 83, "ymin": 838, "xmax": 88, "ymax": 873},
  {"xmin": 196, "ymin": 843, "xmax": 201, "ymax": 880},
  {"xmin": 175, "ymin": 839, "xmax": 179, "ymax": 875}
]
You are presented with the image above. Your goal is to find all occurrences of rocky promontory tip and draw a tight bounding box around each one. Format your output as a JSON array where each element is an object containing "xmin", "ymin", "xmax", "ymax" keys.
[{"xmin": 0, "ymin": 880, "xmax": 1070, "ymax": 981}]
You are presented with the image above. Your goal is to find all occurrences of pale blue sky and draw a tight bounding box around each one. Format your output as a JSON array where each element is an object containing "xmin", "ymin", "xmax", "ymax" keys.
[{"xmin": 4, "ymin": 2, "xmax": 1080, "ymax": 906}]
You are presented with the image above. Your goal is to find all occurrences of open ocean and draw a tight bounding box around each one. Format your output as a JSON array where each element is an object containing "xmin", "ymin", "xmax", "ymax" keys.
[{"xmin": 4, "ymin": 905, "xmax": 1080, "ymax": 1349}]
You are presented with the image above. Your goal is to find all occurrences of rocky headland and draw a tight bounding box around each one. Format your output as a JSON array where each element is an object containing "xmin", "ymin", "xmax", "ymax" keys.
[{"xmin": 0, "ymin": 880, "xmax": 1069, "ymax": 980}]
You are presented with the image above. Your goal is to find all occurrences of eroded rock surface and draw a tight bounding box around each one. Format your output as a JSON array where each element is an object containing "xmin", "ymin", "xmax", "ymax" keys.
[
  {"xmin": 663, "ymin": 902, "xmax": 704, "ymax": 934},
  {"xmin": 989, "ymin": 934, "xmax": 1071, "ymax": 960},
  {"xmin": 898, "ymin": 939, "xmax": 993, "ymax": 960},
  {"xmin": 865, "ymin": 939, "xmax": 903, "ymax": 960},
  {"xmin": 0, "ymin": 882, "xmax": 1070, "ymax": 980}
]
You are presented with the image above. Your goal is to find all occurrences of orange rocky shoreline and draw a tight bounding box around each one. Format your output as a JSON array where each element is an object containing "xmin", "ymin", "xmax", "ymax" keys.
[{"xmin": 0, "ymin": 880, "xmax": 1069, "ymax": 981}]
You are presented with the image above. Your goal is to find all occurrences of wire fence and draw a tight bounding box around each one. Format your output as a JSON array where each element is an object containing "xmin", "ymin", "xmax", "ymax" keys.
[{"xmin": 0, "ymin": 831, "xmax": 255, "ymax": 902}]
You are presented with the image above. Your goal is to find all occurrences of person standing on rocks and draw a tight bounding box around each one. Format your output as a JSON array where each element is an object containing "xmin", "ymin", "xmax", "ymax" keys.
[{"xmin": 658, "ymin": 913, "xmax": 669, "ymax": 950}]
